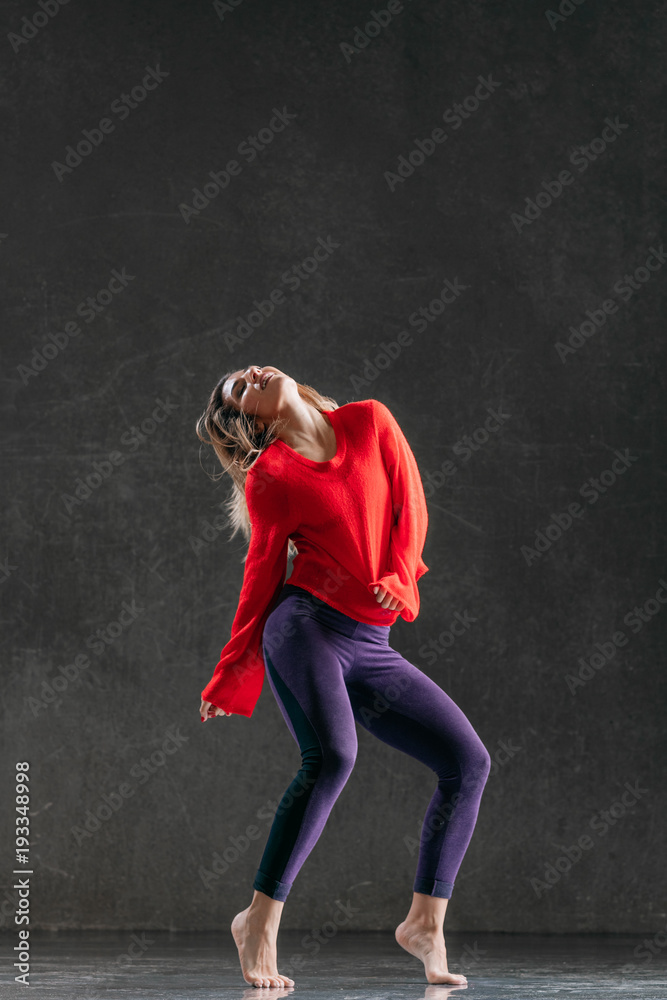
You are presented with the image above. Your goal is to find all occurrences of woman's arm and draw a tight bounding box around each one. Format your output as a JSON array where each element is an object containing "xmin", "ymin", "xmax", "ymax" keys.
[
  {"xmin": 200, "ymin": 463, "xmax": 294, "ymax": 718},
  {"xmin": 368, "ymin": 400, "xmax": 429, "ymax": 622}
]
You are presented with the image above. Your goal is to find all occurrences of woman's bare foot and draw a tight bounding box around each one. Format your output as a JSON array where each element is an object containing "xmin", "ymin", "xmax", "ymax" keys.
[
  {"xmin": 395, "ymin": 917, "xmax": 467, "ymax": 986},
  {"xmin": 395, "ymin": 891, "xmax": 467, "ymax": 986},
  {"xmin": 231, "ymin": 896, "xmax": 295, "ymax": 988}
]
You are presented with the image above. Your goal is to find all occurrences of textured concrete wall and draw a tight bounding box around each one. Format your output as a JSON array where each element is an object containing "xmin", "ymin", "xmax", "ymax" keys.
[{"xmin": 1, "ymin": 0, "xmax": 665, "ymax": 935}]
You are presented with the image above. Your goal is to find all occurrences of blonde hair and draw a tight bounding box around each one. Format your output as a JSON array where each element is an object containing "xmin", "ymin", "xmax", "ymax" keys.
[{"xmin": 195, "ymin": 369, "xmax": 340, "ymax": 561}]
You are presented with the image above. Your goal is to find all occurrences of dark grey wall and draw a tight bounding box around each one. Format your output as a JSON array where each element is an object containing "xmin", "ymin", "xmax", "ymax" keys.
[{"xmin": 2, "ymin": 0, "xmax": 665, "ymax": 937}]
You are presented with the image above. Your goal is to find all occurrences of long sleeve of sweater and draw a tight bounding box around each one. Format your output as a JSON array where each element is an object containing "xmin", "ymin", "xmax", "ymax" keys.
[
  {"xmin": 200, "ymin": 466, "xmax": 293, "ymax": 717},
  {"xmin": 367, "ymin": 400, "xmax": 429, "ymax": 622}
]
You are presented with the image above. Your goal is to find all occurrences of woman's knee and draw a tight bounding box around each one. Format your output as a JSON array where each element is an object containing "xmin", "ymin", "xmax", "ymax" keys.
[
  {"xmin": 445, "ymin": 737, "xmax": 490, "ymax": 791},
  {"xmin": 468, "ymin": 738, "xmax": 492, "ymax": 784},
  {"xmin": 322, "ymin": 741, "xmax": 357, "ymax": 780}
]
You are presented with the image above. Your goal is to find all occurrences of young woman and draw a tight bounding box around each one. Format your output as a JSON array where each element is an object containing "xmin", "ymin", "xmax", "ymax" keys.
[{"xmin": 196, "ymin": 364, "xmax": 491, "ymax": 989}]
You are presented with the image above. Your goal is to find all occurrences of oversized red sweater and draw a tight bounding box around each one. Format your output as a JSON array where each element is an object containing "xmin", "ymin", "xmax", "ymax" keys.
[{"xmin": 201, "ymin": 398, "xmax": 429, "ymax": 717}]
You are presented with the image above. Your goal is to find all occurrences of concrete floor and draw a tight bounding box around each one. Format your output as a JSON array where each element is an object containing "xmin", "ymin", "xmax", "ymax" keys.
[{"xmin": 3, "ymin": 929, "xmax": 666, "ymax": 998}]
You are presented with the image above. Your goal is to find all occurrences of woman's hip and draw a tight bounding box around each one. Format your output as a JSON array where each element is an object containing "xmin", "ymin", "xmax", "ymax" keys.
[{"xmin": 265, "ymin": 583, "xmax": 389, "ymax": 643}]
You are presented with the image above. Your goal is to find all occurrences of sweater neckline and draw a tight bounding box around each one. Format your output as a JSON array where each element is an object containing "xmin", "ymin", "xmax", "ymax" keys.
[{"xmin": 272, "ymin": 409, "xmax": 345, "ymax": 469}]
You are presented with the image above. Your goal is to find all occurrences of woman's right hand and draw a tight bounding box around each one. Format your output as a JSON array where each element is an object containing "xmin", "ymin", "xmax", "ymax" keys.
[
  {"xmin": 200, "ymin": 698, "xmax": 232, "ymax": 721},
  {"xmin": 373, "ymin": 585, "xmax": 405, "ymax": 613}
]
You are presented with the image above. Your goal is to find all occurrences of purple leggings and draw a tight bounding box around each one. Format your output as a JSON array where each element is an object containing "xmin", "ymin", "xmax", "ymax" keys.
[{"xmin": 253, "ymin": 584, "xmax": 491, "ymax": 902}]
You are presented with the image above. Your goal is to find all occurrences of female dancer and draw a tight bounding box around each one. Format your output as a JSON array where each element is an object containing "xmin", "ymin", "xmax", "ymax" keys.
[{"xmin": 196, "ymin": 364, "xmax": 491, "ymax": 989}]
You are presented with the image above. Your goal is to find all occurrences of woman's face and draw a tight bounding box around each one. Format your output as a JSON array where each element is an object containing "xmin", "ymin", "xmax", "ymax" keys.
[{"xmin": 221, "ymin": 365, "xmax": 294, "ymax": 424}]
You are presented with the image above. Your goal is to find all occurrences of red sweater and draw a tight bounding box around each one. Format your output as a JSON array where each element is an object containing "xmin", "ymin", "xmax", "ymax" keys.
[{"xmin": 201, "ymin": 398, "xmax": 429, "ymax": 717}]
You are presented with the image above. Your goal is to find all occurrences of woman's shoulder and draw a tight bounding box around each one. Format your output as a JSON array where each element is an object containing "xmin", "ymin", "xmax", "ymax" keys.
[
  {"xmin": 326, "ymin": 399, "xmax": 383, "ymax": 441},
  {"xmin": 334, "ymin": 398, "xmax": 387, "ymax": 421},
  {"xmin": 246, "ymin": 446, "xmax": 282, "ymax": 492},
  {"xmin": 352, "ymin": 397, "xmax": 395, "ymax": 426}
]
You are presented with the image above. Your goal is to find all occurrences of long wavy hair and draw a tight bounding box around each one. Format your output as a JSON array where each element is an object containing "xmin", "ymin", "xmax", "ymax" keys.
[{"xmin": 195, "ymin": 369, "xmax": 340, "ymax": 562}]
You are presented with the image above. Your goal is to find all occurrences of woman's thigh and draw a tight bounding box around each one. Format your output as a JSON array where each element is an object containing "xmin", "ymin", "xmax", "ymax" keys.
[
  {"xmin": 262, "ymin": 595, "xmax": 358, "ymax": 761},
  {"xmin": 346, "ymin": 643, "xmax": 489, "ymax": 777}
]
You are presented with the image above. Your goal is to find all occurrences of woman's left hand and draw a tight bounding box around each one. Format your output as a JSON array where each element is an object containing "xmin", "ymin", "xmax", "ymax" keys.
[{"xmin": 373, "ymin": 585, "xmax": 405, "ymax": 613}]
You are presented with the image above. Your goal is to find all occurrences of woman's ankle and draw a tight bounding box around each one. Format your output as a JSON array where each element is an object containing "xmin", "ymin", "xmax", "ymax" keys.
[
  {"xmin": 404, "ymin": 913, "xmax": 443, "ymax": 931},
  {"xmin": 246, "ymin": 890, "xmax": 284, "ymax": 929},
  {"xmin": 404, "ymin": 892, "xmax": 449, "ymax": 930}
]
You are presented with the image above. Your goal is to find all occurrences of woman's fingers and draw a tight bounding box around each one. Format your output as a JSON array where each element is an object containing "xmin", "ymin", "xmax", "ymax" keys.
[
  {"xmin": 373, "ymin": 585, "xmax": 405, "ymax": 613},
  {"xmin": 200, "ymin": 699, "xmax": 232, "ymax": 721},
  {"xmin": 200, "ymin": 699, "xmax": 219, "ymax": 721}
]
